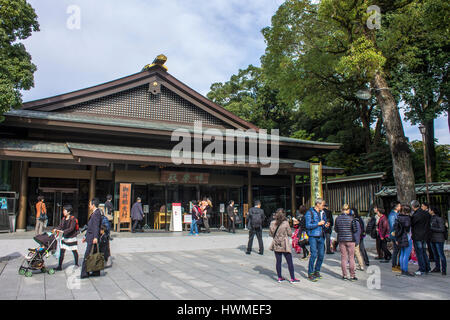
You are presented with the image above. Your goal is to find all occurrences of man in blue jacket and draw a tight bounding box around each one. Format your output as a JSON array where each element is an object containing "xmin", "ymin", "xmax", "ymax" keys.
[
  {"xmin": 305, "ymin": 198, "xmax": 330, "ymax": 282},
  {"xmin": 388, "ymin": 201, "xmax": 401, "ymax": 272}
]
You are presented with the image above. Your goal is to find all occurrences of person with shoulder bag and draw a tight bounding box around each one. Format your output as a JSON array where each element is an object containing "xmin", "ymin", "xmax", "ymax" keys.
[
  {"xmin": 394, "ymin": 204, "xmax": 414, "ymax": 277},
  {"xmin": 269, "ymin": 208, "xmax": 299, "ymax": 284},
  {"xmin": 80, "ymin": 198, "xmax": 103, "ymax": 279},
  {"xmin": 297, "ymin": 205, "xmax": 310, "ymax": 260}
]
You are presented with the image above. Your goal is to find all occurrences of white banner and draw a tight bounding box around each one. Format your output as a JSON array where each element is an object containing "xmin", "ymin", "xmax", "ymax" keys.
[{"xmin": 170, "ymin": 203, "xmax": 183, "ymax": 232}]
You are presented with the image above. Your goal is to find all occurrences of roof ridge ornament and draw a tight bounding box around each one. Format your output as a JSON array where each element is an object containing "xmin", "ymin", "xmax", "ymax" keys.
[{"xmin": 142, "ymin": 54, "xmax": 168, "ymax": 71}]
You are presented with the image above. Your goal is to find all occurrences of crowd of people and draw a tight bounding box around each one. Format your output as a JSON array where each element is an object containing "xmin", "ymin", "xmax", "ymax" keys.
[{"xmin": 34, "ymin": 193, "xmax": 447, "ymax": 282}]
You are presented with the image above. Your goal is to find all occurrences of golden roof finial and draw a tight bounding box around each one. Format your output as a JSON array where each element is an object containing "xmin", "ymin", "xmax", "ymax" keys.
[{"xmin": 142, "ymin": 54, "xmax": 168, "ymax": 71}]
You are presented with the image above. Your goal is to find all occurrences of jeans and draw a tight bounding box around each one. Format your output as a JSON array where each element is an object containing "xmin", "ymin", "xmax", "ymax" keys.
[
  {"xmin": 339, "ymin": 241, "xmax": 356, "ymax": 278},
  {"xmin": 399, "ymin": 239, "xmax": 413, "ymax": 272},
  {"xmin": 275, "ymin": 252, "xmax": 295, "ymax": 280},
  {"xmin": 392, "ymin": 240, "xmax": 400, "ymax": 267},
  {"xmin": 414, "ymin": 240, "xmax": 431, "ymax": 272},
  {"xmin": 430, "ymin": 242, "xmax": 447, "ymax": 272},
  {"xmin": 308, "ymin": 236, "xmax": 325, "ymax": 275},
  {"xmin": 189, "ymin": 219, "xmax": 198, "ymax": 235},
  {"xmin": 247, "ymin": 227, "xmax": 263, "ymax": 253}
]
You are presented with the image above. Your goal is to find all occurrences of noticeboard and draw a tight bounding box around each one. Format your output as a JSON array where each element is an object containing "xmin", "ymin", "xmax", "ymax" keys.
[{"xmin": 170, "ymin": 203, "xmax": 183, "ymax": 231}]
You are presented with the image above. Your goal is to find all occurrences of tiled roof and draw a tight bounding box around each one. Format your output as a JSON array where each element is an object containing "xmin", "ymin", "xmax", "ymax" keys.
[
  {"xmin": 375, "ymin": 182, "xmax": 450, "ymax": 196},
  {"xmin": 5, "ymin": 109, "xmax": 342, "ymax": 148}
]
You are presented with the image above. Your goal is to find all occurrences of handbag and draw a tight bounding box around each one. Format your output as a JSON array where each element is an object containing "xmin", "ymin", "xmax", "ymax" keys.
[
  {"xmin": 39, "ymin": 214, "xmax": 48, "ymax": 221},
  {"xmin": 235, "ymin": 215, "xmax": 242, "ymax": 224},
  {"xmin": 269, "ymin": 224, "xmax": 281, "ymax": 251},
  {"xmin": 86, "ymin": 243, "xmax": 104, "ymax": 272}
]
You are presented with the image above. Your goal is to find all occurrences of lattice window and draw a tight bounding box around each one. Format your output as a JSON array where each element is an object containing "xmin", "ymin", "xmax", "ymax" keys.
[{"xmin": 60, "ymin": 85, "xmax": 227, "ymax": 126}]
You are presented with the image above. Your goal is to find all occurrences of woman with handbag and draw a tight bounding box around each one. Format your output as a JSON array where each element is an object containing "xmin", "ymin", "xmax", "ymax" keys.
[
  {"xmin": 269, "ymin": 208, "xmax": 300, "ymax": 283},
  {"xmin": 35, "ymin": 196, "xmax": 47, "ymax": 235},
  {"xmin": 53, "ymin": 204, "xmax": 79, "ymax": 270}
]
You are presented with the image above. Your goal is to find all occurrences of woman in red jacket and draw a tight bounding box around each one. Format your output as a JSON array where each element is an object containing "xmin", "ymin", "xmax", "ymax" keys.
[{"xmin": 376, "ymin": 207, "xmax": 392, "ymax": 263}]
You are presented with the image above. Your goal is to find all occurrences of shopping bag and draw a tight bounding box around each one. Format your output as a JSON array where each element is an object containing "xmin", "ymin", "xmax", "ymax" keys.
[{"xmin": 86, "ymin": 244, "xmax": 104, "ymax": 272}]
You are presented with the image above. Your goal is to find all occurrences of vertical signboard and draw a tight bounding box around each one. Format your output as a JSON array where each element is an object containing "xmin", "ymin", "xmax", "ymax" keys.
[
  {"xmin": 119, "ymin": 183, "xmax": 131, "ymax": 223},
  {"xmin": 170, "ymin": 203, "xmax": 183, "ymax": 232},
  {"xmin": 310, "ymin": 163, "xmax": 323, "ymax": 206}
]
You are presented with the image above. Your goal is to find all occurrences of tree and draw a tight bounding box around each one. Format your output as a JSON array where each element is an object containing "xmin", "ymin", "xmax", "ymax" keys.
[
  {"xmin": 261, "ymin": 0, "xmax": 417, "ymax": 203},
  {"xmin": 0, "ymin": 0, "xmax": 39, "ymax": 120},
  {"xmin": 380, "ymin": 0, "xmax": 449, "ymax": 182},
  {"xmin": 207, "ymin": 65, "xmax": 297, "ymax": 136}
]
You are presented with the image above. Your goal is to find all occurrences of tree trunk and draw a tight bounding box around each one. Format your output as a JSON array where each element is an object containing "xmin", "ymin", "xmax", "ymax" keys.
[
  {"xmin": 424, "ymin": 119, "xmax": 435, "ymax": 183},
  {"xmin": 359, "ymin": 102, "xmax": 372, "ymax": 153},
  {"xmin": 372, "ymin": 113, "xmax": 383, "ymax": 147},
  {"xmin": 371, "ymin": 72, "xmax": 416, "ymax": 203}
]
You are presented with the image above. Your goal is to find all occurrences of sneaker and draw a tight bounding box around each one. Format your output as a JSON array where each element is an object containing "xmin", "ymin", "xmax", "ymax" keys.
[
  {"xmin": 430, "ymin": 268, "xmax": 441, "ymax": 273},
  {"xmin": 277, "ymin": 277, "xmax": 286, "ymax": 283},
  {"xmin": 308, "ymin": 274, "xmax": 318, "ymax": 282},
  {"xmin": 301, "ymin": 256, "xmax": 309, "ymax": 260},
  {"xmin": 55, "ymin": 266, "xmax": 62, "ymax": 271},
  {"xmin": 401, "ymin": 271, "xmax": 415, "ymax": 277},
  {"xmin": 289, "ymin": 278, "xmax": 300, "ymax": 284},
  {"xmin": 342, "ymin": 276, "xmax": 348, "ymax": 281},
  {"xmin": 415, "ymin": 271, "xmax": 423, "ymax": 276},
  {"xmin": 245, "ymin": 251, "xmax": 251, "ymax": 255},
  {"xmin": 349, "ymin": 277, "xmax": 358, "ymax": 282},
  {"xmin": 392, "ymin": 266, "xmax": 401, "ymax": 273},
  {"xmin": 313, "ymin": 271, "xmax": 323, "ymax": 279},
  {"xmin": 357, "ymin": 266, "xmax": 365, "ymax": 271}
]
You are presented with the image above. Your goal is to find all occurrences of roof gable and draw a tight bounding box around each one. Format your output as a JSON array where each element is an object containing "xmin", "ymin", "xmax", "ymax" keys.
[{"xmin": 21, "ymin": 66, "xmax": 258, "ymax": 130}]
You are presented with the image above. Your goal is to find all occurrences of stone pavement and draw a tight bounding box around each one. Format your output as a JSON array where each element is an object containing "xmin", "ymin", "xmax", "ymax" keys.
[{"xmin": 0, "ymin": 230, "xmax": 449, "ymax": 300}]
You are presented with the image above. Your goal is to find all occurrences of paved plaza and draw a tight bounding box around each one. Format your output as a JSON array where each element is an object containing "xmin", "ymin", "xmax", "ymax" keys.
[{"xmin": 0, "ymin": 230, "xmax": 449, "ymax": 300}]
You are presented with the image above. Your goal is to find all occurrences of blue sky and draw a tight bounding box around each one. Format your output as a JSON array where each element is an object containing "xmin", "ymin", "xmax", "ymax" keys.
[{"xmin": 21, "ymin": 0, "xmax": 449, "ymax": 144}]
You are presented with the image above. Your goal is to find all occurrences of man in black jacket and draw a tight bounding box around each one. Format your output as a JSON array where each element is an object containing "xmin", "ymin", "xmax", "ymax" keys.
[
  {"xmin": 246, "ymin": 200, "xmax": 265, "ymax": 255},
  {"xmin": 80, "ymin": 198, "xmax": 103, "ymax": 279},
  {"xmin": 411, "ymin": 200, "xmax": 431, "ymax": 275},
  {"xmin": 324, "ymin": 203, "xmax": 334, "ymax": 254},
  {"xmin": 227, "ymin": 200, "xmax": 236, "ymax": 233}
]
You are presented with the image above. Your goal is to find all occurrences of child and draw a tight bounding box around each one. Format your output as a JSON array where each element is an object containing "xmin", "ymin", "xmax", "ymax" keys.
[
  {"xmin": 99, "ymin": 225, "xmax": 110, "ymax": 263},
  {"xmin": 292, "ymin": 218, "xmax": 302, "ymax": 254}
]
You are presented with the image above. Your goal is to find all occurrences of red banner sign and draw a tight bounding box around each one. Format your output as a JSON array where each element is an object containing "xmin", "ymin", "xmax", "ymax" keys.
[
  {"xmin": 119, "ymin": 183, "xmax": 131, "ymax": 222},
  {"xmin": 160, "ymin": 171, "xmax": 209, "ymax": 184}
]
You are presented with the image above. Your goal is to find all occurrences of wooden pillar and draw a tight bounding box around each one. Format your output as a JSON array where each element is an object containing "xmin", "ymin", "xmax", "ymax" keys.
[
  {"xmin": 89, "ymin": 165, "xmax": 96, "ymax": 202},
  {"xmin": 291, "ymin": 174, "xmax": 296, "ymax": 215},
  {"xmin": 247, "ymin": 170, "xmax": 252, "ymax": 207},
  {"xmin": 16, "ymin": 161, "xmax": 29, "ymax": 231}
]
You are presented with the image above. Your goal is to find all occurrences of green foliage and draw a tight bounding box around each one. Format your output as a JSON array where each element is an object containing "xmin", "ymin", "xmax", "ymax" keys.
[
  {"xmin": 410, "ymin": 141, "xmax": 450, "ymax": 183},
  {"xmin": 0, "ymin": 0, "xmax": 39, "ymax": 119}
]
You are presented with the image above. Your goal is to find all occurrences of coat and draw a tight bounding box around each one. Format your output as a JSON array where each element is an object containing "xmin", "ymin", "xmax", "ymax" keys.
[
  {"xmin": 324, "ymin": 208, "xmax": 334, "ymax": 233},
  {"xmin": 377, "ymin": 215, "xmax": 390, "ymax": 240},
  {"xmin": 334, "ymin": 214, "xmax": 355, "ymax": 243},
  {"xmin": 131, "ymin": 202, "xmax": 144, "ymax": 221},
  {"xmin": 247, "ymin": 207, "xmax": 265, "ymax": 229},
  {"xmin": 411, "ymin": 209, "xmax": 431, "ymax": 241},
  {"xmin": 269, "ymin": 220, "xmax": 292, "ymax": 253},
  {"xmin": 430, "ymin": 215, "xmax": 446, "ymax": 243},
  {"xmin": 85, "ymin": 208, "xmax": 102, "ymax": 244},
  {"xmin": 56, "ymin": 216, "xmax": 77, "ymax": 239},
  {"xmin": 305, "ymin": 207, "xmax": 327, "ymax": 238},
  {"xmin": 394, "ymin": 214, "xmax": 411, "ymax": 248}
]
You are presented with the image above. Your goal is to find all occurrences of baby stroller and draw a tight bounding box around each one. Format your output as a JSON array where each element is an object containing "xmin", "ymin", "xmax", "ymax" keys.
[{"xmin": 18, "ymin": 232, "xmax": 58, "ymax": 277}]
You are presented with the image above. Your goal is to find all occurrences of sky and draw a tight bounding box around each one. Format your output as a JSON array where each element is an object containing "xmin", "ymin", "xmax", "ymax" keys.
[{"xmin": 20, "ymin": 0, "xmax": 449, "ymax": 144}]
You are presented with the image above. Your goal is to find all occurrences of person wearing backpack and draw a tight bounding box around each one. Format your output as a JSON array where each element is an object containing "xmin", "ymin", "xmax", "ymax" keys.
[
  {"xmin": 429, "ymin": 207, "xmax": 447, "ymax": 276},
  {"xmin": 305, "ymin": 198, "xmax": 329, "ymax": 282},
  {"xmin": 335, "ymin": 204, "xmax": 358, "ymax": 281},
  {"xmin": 100, "ymin": 209, "xmax": 111, "ymax": 264},
  {"xmin": 394, "ymin": 204, "xmax": 414, "ymax": 277},
  {"xmin": 53, "ymin": 204, "xmax": 79, "ymax": 271},
  {"xmin": 246, "ymin": 200, "xmax": 265, "ymax": 255}
]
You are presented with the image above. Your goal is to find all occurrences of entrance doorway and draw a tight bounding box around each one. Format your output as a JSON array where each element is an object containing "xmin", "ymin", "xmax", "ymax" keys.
[{"xmin": 39, "ymin": 188, "xmax": 79, "ymax": 227}]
